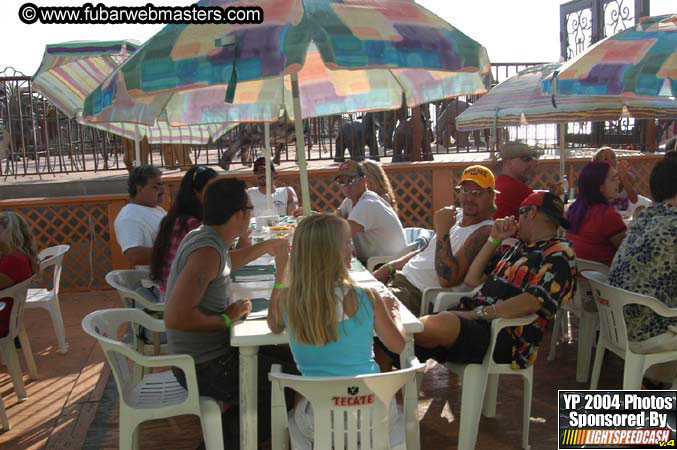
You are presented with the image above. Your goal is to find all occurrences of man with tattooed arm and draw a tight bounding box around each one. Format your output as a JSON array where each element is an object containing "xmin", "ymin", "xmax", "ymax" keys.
[{"xmin": 373, "ymin": 165, "xmax": 496, "ymax": 316}]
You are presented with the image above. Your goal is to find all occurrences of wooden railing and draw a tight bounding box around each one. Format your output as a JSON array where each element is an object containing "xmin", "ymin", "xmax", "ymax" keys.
[{"xmin": 0, "ymin": 155, "xmax": 663, "ymax": 291}]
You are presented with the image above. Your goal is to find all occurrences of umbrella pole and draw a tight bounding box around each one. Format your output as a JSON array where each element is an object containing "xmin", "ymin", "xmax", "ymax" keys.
[
  {"xmin": 263, "ymin": 122, "xmax": 273, "ymax": 213},
  {"xmin": 134, "ymin": 124, "xmax": 141, "ymax": 167},
  {"xmin": 291, "ymin": 73, "xmax": 311, "ymax": 215},
  {"xmin": 559, "ymin": 124, "xmax": 566, "ymax": 182},
  {"xmin": 134, "ymin": 139, "xmax": 141, "ymax": 167}
]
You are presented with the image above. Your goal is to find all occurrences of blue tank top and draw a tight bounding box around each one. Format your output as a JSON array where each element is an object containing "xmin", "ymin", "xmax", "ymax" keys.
[{"xmin": 285, "ymin": 285, "xmax": 379, "ymax": 377}]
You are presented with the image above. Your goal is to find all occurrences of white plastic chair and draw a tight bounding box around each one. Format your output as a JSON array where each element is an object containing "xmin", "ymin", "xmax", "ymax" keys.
[
  {"xmin": 82, "ymin": 308, "xmax": 224, "ymax": 450},
  {"xmin": 0, "ymin": 277, "xmax": 39, "ymax": 402},
  {"xmin": 366, "ymin": 228, "xmax": 434, "ymax": 271},
  {"xmin": 417, "ymin": 238, "xmax": 513, "ymax": 316},
  {"xmin": 420, "ymin": 291, "xmax": 536, "ymax": 450},
  {"xmin": 547, "ymin": 258, "xmax": 609, "ymax": 382},
  {"xmin": 25, "ymin": 244, "xmax": 70, "ymax": 353},
  {"xmin": 269, "ymin": 357, "xmax": 425, "ymax": 450},
  {"xmin": 583, "ymin": 271, "xmax": 677, "ymax": 390},
  {"xmin": 106, "ymin": 269, "xmax": 166, "ymax": 356}
]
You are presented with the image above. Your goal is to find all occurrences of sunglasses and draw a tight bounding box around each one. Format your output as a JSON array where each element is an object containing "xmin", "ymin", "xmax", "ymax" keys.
[
  {"xmin": 192, "ymin": 165, "xmax": 208, "ymax": 182},
  {"xmin": 455, "ymin": 186, "xmax": 490, "ymax": 197},
  {"xmin": 336, "ymin": 176, "xmax": 362, "ymax": 187},
  {"xmin": 518, "ymin": 205, "xmax": 534, "ymax": 217},
  {"xmin": 520, "ymin": 155, "xmax": 537, "ymax": 162}
]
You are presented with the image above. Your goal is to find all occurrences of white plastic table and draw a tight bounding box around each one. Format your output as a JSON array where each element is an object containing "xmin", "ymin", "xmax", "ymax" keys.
[{"xmin": 230, "ymin": 263, "xmax": 423, "ymax": 450}]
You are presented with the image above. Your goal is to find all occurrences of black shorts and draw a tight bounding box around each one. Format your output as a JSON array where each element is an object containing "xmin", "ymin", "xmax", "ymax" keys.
[{"xmin": 415, "ymin": 316, "xmax": 513, "ymax": 365}]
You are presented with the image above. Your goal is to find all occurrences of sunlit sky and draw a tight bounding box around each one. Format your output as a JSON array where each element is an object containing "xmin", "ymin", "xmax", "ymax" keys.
[{"xmin": 0, "ymin": 0, "xmax": 674, "ymax": 76}]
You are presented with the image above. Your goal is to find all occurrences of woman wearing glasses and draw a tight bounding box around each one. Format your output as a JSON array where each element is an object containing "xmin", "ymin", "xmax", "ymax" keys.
[
  {"xmin": 565, "ymin": 162, "xmax": 627, "ymax": 266},
  {"xmin": 150, "ymin": 166, "xmax": 218, "ymax": 295}
]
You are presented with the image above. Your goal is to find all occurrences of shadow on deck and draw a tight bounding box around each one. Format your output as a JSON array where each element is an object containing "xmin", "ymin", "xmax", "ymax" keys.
[{"xmin": 0, "ymin": 291, "xmax": 626, "ymax": 450}]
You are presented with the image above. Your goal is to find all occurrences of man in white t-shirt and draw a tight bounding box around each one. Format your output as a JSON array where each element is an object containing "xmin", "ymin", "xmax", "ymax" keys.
[
  {"xmin": 373, "ymin": 165, "xmax": 497, "ymax": 316},
  {"xmin": 335, "ymin": 160, "xmax": 406, "ymax": 262},
  {"xmin": 114, "ymin": 165, "xmax": 167, "ymax": 268},
  {"xmin": 247, "ymin": 157, "xmax": 298, "ymax": 216}
]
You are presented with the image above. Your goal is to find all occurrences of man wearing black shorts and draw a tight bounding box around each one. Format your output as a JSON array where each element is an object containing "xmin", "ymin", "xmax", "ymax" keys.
[{"xmin": 415, "ymin": 192, "xmax": 577, "ymax": 369}]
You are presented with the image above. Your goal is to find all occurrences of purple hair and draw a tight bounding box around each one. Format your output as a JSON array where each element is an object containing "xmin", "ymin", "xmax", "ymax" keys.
[{"xmin": 566, "ymin": 162, "xmax": 611, "ymax": 234}]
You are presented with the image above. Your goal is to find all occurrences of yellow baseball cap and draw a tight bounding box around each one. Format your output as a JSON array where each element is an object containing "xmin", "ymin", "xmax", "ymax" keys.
[{"xmin": 456, "ymin": 165, "xmax": 499, "ymax": 192}]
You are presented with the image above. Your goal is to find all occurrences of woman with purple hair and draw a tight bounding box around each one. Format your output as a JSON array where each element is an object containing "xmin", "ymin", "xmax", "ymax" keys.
[{"xmin": 565, "ymin": 162, "xmax": 627, "ymax": 266}]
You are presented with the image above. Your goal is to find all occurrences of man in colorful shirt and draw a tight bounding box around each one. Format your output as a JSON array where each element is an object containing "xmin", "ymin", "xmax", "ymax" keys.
[
  {"xmin": 608, "ymin": 157, "xmax": 677, "ymax": 384},
  {"xmin": 414, "ymin": 191, "xmax": 577, "ymax": 369}
]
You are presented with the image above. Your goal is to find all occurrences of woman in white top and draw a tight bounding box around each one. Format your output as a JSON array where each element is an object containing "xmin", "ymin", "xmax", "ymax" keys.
[{"xmin": 247, "ymin": 157, "xmax": 298, "ymax": 216}]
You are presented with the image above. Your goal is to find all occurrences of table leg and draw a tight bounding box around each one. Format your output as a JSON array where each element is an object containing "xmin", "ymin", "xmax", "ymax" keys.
[
  {"xmin": 401, "ymin": 336, "xmax": 420, "ymax": 450},
  {"xmin": 239, "ymin": 346, "xmax": 259, "ymax": 450}
]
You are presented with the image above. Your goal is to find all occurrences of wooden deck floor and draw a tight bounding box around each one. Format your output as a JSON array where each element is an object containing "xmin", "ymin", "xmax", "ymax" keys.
[{"xmin": 1, "ymin": 290, "xmax": 627, "ymax": 450}]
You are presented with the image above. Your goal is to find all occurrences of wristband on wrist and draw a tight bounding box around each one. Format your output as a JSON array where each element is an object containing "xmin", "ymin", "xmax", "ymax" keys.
[
  {"xmin": 384, "ymin": 262, "xmax": 395, "ymax": 274},
  {"xmin": 273, "ymin": 282, "xmax": 284, "ymax": 289},
  {"xmin": 487, "ymin": 236, "xmax": 502, "ymax": 246},
  {"xmin": 222, "ymin": 312, "xmax": 232, "ymax": 328}
]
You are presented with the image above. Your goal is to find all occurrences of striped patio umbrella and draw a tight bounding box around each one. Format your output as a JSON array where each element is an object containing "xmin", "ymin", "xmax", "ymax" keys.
[
  {"xmin": 544, "ymin": 14, "xmax": 677, "ymax": 98},
  {"xmin": 83, "ymin": 0, "xmax": 492, "ymax": 214},
  {"xmin": 33, "ymin": 40, "xmax": 139, "ymax": 118},
  {"xmin": 33, "ymin": 40, "xmax": 235, "ymax": 163},
  {"xmin": 457, "ymin": 63, "xmax": 677, "ymax": 131}
]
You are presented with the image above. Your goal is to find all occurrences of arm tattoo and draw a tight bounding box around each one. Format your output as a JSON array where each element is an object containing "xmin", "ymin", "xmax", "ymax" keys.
[
  {"xmin": 435, "ymin": 233, "xmax": 459, "ymax": 285},
  {"xmin": 462, "ymin": 228, "xmax": 492, "ymax": 264}
]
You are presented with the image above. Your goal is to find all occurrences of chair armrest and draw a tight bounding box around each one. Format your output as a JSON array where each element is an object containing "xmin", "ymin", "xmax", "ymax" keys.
[
  {"xmin": 420, "ymin": 288, "xmax": 470, "ymax": 315},
  {"xmin": 625, "ymin": 297, "xmax": 677, "ymax": 319},
  {"xmin": 268, "ymin": 363, "xmax": 283, "ymax": 381},
  {"xmin": 400, "ymin": 355, "xmax": 424, "ymax": 371},
  {"xmin": 490, "ymin": 314, "xmax": 538, "ymax": 342}
]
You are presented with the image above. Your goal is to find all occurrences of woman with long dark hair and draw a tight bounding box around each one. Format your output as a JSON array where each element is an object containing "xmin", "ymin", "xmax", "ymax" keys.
[
  {"xmin": 150, "ymin": 166, "xmax": 218, "ymax": 294},
  {"xmin": 565, "ymin": 162, "xmax": 627, "ymax": 266}
]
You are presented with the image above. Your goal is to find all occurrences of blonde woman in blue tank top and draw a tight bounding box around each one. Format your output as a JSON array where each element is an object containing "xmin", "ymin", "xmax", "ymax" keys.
[{"xmin": 268, "ymin": 213, "xmax": 406, "ymax": 444}]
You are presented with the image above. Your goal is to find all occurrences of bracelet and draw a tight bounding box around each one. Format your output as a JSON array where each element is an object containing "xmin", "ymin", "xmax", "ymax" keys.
[
  {"xmin": 222, "ymin": 312, "xmax": 232, "ymax": 328},
  {"xmin": 273, "ymin": 282, "xmax": 284, "ymax": 289},
  {"xmin": 384, "ymin": 262, "xmax": 395, "ymax": 274},
  {"xmin": 487, "ymin": 236, "xmax": 502, "ymax": 246}
]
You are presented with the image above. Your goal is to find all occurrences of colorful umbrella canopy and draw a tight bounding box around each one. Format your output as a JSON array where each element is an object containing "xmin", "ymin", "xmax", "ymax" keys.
[
  {"xmin": 457, "ymin": 63, "xmax": 677, "ymax": 131},
  {"xmin": 33, "ymin": 40, "xmax": 235, "ymax": 149},
  {"xmin": 543, "ymin": 14, "xmax": 677, "ymax": 98},
  {"xmin": 83, "ymin": 0, "xmax": 492, "ymax": 216},
  {"xmin": 33, "ymin": 40, "xmax": 139, "ymax": 118},
  {"xmin": 83, "ymin": 0, "xmax": 492, "ymax": 123}
]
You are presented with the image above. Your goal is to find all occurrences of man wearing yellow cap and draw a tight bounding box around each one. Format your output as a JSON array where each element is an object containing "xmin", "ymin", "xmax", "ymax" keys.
[{"xmin": 373, "ymin": 165, "xmax": 497, "ymax": 316}]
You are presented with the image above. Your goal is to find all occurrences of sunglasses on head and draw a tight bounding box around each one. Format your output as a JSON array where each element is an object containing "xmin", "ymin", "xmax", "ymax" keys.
[
  {"xmin": 520, "ymin": 155, "xmax": 536, "ymax": 162},
  {"xmin": 192, "ymin": 165, "xmax": 208, "ymax": 182}
]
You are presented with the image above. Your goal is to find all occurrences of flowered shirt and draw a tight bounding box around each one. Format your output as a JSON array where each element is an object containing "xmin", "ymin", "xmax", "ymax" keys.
[
  {"xmin": 608, "ymin": 202, "xmax": 677, "ymax": 342},
  {"xmin": 462, "ymin": 238, "xmax": 578, "ymax": 369}
]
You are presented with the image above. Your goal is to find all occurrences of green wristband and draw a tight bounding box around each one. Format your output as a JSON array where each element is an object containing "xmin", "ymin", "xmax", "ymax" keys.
[
  {"xmin": 385, "ymin": 262, "xmax": 395, "ymax": 274},
  {"xmin": 222, "ymin": 313, "xmax": 232, "ymax": 328},
  {"xmin": 487, "ymin": 236, "xmax": 502, "ymax": 246},
  {"xmin": 273, "ymin": 282, "xmax": 284, "ymax": 289}
]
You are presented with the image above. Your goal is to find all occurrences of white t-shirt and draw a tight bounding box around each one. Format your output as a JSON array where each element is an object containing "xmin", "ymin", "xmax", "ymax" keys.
[
  {"xmin": 248, "ymin": 186, "xmax": 297, "ymax": 216},
  {"xmin": 401, "ymin": 214, "xmax": 493, "ymax": 292},
  {"xmin": 338, "ymin": 197, "xmax": 352, "ymax": 218},
  {"xmin": 348, "ymin": 191, "xmax": 406, "ymax": 260},
  {"xmin": 114, "ymin": 203, "xmax": 166, "ymax": 254}
]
